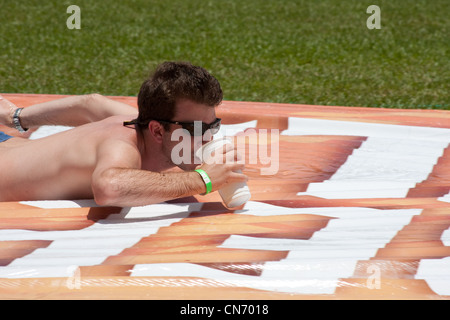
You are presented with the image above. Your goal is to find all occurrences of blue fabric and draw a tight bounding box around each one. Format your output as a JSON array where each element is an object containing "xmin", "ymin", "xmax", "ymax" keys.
[{"xmin": 0, "ymin": 131, "xmax": 13, "ymax": 142}]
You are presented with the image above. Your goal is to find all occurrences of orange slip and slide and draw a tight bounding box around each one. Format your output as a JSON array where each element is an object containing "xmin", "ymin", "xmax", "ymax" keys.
[{"xmin": 0, "ymin": 94, "xmax": 449, "ymax": 300}]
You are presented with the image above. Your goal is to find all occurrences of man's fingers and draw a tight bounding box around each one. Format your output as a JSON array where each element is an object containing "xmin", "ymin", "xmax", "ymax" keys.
[
  {"xmin": 229, "ymin": 170, "xmax": 248, "ymax": 182},
  {"xmin": 228, "ymin": 162, "xmax": 246, "ymax": 174},
  {"xmin": 211, "ymin": 142, "xmax": 233, "ymax": 157},
  {"xmin": 222, "ymin": 148, "xmax": 244, "ymax": 163}
]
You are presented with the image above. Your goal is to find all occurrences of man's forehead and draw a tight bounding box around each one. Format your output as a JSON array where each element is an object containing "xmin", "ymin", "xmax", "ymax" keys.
[{"xmin": 174, "ymin": 99, "xmax": 216, "ymax": 122}]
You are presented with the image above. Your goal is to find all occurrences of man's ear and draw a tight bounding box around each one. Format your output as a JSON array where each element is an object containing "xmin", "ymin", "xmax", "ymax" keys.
[{"xmin": 148, "ymin": 120, "xmax": 165, "ymax": 143}]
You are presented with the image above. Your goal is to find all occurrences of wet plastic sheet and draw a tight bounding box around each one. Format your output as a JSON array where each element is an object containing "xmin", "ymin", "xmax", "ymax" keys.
[{"xmin": 0, "ymin": 94, "xmax": 450, "ymax": 299}]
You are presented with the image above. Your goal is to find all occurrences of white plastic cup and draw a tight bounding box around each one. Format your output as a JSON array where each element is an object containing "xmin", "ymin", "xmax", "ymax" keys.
[{"xmin": 196, "ymin": 138, "xmax": 251, "ymax": 208}]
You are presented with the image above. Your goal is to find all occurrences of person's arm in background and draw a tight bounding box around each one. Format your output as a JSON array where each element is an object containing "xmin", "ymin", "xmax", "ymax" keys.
[{"xmin": 0, "ymin": 94, "xmax": 137, "ymax": 129}]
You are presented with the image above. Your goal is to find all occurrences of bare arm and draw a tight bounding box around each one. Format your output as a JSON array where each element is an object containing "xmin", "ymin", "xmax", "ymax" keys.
[
  {"xmin": 93, "ymin": 167, "xmax": 208, "ymax": 207},
  {"xmin": 91, "ymin": 140, "xmax": 206, "ymax": 207},
  {"xmin": 21, "ymin": 94, "xmax": 138, "ymax": 128},
  {"xmin": 91, "ymin": 139, "xmax": 247, "ymax": 207},
  {"xmin": 1, "ymin": 94, "xmax": 137, "ymax": 129}
]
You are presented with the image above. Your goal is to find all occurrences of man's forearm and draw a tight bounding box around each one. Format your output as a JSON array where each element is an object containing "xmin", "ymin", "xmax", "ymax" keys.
[
  {"xmin": 20, "ymin": 94, "xmax": 137, "ymax": 128},
  {"xmin": 92, "ymin": 168, "xmax": 206, "ymax": 207}
]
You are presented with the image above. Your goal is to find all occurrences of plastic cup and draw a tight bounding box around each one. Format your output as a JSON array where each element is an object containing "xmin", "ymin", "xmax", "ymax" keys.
[{"xmin": 196, "ymin": 138, "xmax": 251, "ymax": 208}]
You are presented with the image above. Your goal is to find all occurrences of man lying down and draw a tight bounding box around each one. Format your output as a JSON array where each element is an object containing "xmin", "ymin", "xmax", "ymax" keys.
[{"xmin": 0, "ymin": 61, "xmax": 247, "ymax": 207}]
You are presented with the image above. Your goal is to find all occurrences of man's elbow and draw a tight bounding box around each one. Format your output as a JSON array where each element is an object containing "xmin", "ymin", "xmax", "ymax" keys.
[
  {"xmin": 82, "ymin": 93, "xmax": 104, "ymax": 107},
  {"xmin": 92, "ymin": 170, "xmax": 122, "ymax": 206},
  {"xmin": 81, "ymin": 93, "xmax": 109, "ymax": 122}
]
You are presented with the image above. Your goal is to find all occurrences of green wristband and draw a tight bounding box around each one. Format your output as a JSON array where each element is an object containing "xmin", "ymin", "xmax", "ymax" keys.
[{"xmin": 195, "ymin": 169, "xmax": 212, "ymax": 195}]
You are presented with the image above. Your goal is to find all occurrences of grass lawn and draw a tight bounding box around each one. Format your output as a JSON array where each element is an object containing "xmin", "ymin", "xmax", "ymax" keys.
[{"xmin": 0, "ymin": 0, "xmax": 448, "ymax": 109}]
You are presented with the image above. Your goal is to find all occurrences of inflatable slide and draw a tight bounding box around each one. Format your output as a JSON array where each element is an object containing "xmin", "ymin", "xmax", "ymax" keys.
[{"xmin": 0, "ymin": 94, "xmax": 449, "ymax": 299}]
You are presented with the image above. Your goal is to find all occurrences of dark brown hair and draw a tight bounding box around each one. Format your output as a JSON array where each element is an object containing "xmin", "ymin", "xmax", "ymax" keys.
[{"xmin": 130, "ymin": 61, "xmax": 223, "ymax": 130}]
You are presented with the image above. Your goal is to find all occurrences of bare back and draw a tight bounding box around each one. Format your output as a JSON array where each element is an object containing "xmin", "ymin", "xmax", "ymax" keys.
[{"xmin": 0, "ymin": 115, "xmax": 140, "ymax": 201}]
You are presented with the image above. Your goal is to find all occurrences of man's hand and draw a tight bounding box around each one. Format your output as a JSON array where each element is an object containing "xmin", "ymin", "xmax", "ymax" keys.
[
  {"xmin": 195, "ymin": 142, "xmax": 248, "ymax": 193},
  {"xmin": 0, "ymin": 95, "xmax": 18, "ymax": 128}
]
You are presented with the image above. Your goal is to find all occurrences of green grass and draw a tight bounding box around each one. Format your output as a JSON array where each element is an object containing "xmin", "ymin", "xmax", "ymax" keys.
[{"xmin": 0, "ymin": 0, "xmax": 448, "ymax": 109}]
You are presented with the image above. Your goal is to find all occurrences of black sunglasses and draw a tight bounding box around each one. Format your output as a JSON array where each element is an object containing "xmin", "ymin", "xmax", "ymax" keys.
[
  {"xmin": 124, "ymin": 118, "xmax": 221, "ymax": 136},
  {"xmin": 157, "ymin": 118, "xmax": 221, "ymax": 136}
]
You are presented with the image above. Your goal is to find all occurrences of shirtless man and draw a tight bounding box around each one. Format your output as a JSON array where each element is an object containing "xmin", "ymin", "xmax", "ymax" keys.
[{"xmin": 0, "ymin": 62, "xmax": 247, "ymax": 207}]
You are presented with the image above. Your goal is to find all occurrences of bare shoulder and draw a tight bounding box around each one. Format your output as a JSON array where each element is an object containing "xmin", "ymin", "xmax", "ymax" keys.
[
  {"xmin": 33, "ymin": 115, "xmax": 141, "ymax": 168},
  {"xmin": 92, "ymin": 116, "xmax": 142, "ymax": 169},
  {"xmin": 74, "ymin": 115, "xmax": 139, "ymax": 143},
  {"xmin": 88, "ymin": 114, "xmax": 137, "ymax": 129}
]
